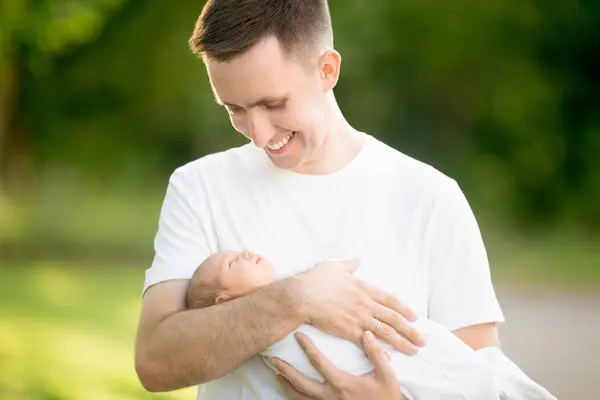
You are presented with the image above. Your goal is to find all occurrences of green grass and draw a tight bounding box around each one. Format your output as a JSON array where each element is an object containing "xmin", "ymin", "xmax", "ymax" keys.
[{"xmin": 0, "ymin": 264, "xmax": 196, "ymax": 400}]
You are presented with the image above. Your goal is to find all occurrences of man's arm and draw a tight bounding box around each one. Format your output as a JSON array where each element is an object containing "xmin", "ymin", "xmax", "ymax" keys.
[
  {"xmin": 452, "ymin": 322, "xmax": 500, "ymax": 350},
  {"xmin": 135, "ymin": 167, "xmax": 310, "ymax": 392},
  {"xmin": 135, "ymin": 278, "xmax": 303, "ymax": 392},
  {"xmin": 135, "ymin": 261, "xmax": 422, "ymax": 393}
]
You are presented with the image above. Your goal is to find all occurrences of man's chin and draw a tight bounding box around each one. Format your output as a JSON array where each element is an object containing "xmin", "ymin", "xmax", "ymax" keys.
[{"xmin": 267, "ymin": 153, "xmax": 305, "ymax": 172}]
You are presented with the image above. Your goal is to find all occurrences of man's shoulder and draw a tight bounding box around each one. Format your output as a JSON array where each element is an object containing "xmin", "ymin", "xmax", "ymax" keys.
[
  {"xmin": 367, "ymin": 135, "xmax": 458, "ymax": 196},
  {"xmin": 170, "ymin": 141, "xmax": 262, "ymax": 182}
]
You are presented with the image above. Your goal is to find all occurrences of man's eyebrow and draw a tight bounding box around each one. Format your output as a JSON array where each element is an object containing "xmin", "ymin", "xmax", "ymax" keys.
[{"xmin": 216, "ymin": 95, "xmax": 289, "ymax": 109}]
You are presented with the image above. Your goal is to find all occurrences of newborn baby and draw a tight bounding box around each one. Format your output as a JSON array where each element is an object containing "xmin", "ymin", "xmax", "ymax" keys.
[{"xmin": 186, "ymin": 250, "xmax": 544, "ymax": 400}]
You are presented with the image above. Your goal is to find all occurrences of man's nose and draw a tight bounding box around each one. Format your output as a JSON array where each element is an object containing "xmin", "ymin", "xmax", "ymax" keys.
[{"xmin": 247, "ymin": 112, "xmax": 275, "ymax": 148}]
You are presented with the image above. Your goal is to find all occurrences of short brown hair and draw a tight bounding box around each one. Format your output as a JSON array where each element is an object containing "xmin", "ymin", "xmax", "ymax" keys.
[{"xmin": 189, "ymin": 0, "xmax": 333, "ymax": 62}]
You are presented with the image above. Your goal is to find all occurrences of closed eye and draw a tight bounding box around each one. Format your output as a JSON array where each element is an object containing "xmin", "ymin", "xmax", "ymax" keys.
[{"xmin": 264, "ymin": 102, "xmax": 285, "ymax": 110}]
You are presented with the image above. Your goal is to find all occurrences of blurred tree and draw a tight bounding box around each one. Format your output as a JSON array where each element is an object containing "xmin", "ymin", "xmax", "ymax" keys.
[
  {"xmin": 0, "ymin": 0, "xmax": 126, "ymax": 193},
  {"xmin": 3, "ymin": 0, "xmax": 600, "ymax": 237},
  {"xmin": 25, "ymin": 0, "xmax": 244, "ymax": 193},
  {"xmin": 330, "ymin": 0, "xmax": 600, "ymax": 229}
]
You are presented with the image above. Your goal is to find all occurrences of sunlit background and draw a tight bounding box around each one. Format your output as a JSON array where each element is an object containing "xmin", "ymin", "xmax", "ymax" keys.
[{"xmin": 1, "ymin": 1, "xmax": 599, "ymax": 399}]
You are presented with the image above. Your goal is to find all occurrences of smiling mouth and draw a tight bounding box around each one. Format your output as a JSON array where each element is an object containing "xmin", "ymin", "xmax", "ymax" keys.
[{"xmin": 265, "ymin": 131, "xmax": 296, "ymax": 154}]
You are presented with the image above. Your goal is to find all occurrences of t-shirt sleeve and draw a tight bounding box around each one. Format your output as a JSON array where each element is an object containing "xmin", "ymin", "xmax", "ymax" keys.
[
  {"xmin": 142, "ymin": 166, "xmax": 213, "ymax": 295},
  {"xmin": 425, "ymin": 179, "xmax": 505, "ymax": 332}
]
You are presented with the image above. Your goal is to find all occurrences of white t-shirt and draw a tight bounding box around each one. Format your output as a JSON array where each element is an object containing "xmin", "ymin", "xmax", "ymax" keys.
[
  {"xmin": 262, "ymin": 318, "xmax": 499, "ymax": 400},
  {"xmin": 144, "ymin": 133, "xmax": 505, "ymax": 400}
]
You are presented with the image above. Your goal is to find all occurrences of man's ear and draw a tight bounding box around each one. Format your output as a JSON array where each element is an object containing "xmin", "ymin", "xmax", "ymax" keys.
[
  {"xmin": 215, "ymin": 292, "xmax": 231, "ymax": 304},
  {"xmin": 319, "ymin": 48, "xmax": 342, "ymax": 92}
]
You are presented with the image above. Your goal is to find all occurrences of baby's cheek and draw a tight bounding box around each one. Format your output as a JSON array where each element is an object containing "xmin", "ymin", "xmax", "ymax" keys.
[{"xmin": 253, "ymin": 268, "xmax": 274, "ymax": 287}]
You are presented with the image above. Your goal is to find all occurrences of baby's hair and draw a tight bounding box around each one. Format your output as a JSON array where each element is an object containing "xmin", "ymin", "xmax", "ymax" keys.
[{"xmin": 186, "ymin": 262, "xmax": 221, "ymax": 309}]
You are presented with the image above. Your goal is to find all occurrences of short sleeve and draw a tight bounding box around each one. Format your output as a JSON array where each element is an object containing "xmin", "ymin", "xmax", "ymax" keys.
[
  {"xmin": 142, "ymin": 166, "xmax": 212, "ymax": 295},
  {"xmin": 425, "ymin": 180, "xmax": 505, "ymax": 332}
]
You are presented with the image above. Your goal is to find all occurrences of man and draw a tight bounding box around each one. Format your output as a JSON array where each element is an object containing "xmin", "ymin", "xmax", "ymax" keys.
[{"xmin": 135, "ymin": 0, "xmax": 514, "ymax": 398}]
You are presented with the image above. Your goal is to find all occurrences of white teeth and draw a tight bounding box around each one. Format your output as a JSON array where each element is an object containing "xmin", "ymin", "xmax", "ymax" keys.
[{"xmin": 267, "ymin": 132, "xmax": 294, "ymax": 150}]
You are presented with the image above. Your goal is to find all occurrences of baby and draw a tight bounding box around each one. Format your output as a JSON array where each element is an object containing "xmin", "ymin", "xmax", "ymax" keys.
[{"xmin": 186, "ymin": 249, "xmax": 551, "ymax": 400}]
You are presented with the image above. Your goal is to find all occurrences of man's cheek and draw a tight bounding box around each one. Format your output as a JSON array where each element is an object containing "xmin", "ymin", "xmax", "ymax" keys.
[{"xmin": 273, "ymin": 113, "xmax": 299, "ymax": 133}]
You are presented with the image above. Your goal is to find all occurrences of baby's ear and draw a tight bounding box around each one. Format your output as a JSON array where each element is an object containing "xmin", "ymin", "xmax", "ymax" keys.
[{"xmin": 215, "ymin": 293, "xmax": 231, "ymax": 304}]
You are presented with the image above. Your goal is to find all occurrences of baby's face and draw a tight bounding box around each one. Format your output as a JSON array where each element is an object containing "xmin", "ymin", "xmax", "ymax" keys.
[{"xmin": 210, "ymin": 249, "xmax": 275, "ymax": 300}]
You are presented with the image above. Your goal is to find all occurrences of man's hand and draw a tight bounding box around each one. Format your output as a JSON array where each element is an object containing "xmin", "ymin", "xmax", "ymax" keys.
[
  {"xmin": 293, "ymin": 260, "xmax": 424, "ymax": 355},
  {"xmin": 273, "ymin": 331, "xmax": 403, "ymax": 400}
]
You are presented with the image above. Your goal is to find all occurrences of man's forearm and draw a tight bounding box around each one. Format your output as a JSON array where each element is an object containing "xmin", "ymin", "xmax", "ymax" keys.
[{"xmin": 137, "ymin": 278, "xmax": 304, "ymax": 392}]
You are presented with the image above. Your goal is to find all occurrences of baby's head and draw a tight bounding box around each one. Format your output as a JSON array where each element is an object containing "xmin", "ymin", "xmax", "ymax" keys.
[{"xmin": 186, "ymin": 249, "xmax": 275, "ymax": 309}]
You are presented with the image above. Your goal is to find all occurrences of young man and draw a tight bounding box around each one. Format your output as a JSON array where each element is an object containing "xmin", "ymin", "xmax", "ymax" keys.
[{"xmin": 135, "ymin": 1, "xmax": 553, "ymax": 399}]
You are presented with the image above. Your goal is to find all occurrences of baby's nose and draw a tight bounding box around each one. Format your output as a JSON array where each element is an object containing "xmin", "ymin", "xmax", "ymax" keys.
[{"xmin": 243, "ymin": 249, "xmax": 254, "ymax": 258}]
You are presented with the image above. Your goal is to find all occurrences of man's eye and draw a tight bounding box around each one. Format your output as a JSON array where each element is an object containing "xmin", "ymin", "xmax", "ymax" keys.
[{"xmin": 265, "ymin": 102, "xmax": 284, "ymax": 110}]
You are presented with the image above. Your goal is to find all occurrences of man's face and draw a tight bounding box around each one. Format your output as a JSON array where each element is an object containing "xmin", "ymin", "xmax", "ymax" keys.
[{"xmin": 206, "ymin": 37, "xmax": 333, "ymax": 172}]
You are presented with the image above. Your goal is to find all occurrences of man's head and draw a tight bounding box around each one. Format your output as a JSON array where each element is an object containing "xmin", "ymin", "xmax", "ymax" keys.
[{"xmin": 189, "ymin": 0, "xmax": 343, "ymax": 173}]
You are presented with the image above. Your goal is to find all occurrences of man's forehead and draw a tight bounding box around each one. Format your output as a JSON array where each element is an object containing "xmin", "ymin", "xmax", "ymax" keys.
[
  {"xmin": 206, "ymin": 36, "xmax": 287, "ymax": 69},
  {"xmin": 206, "ymin": 42, "xmax": 307, "ymax": 95},
  {"xmin": 208, "ymin": 71, "xmax": 288, "ymax": 107},
  {"xmin": 206, "ymin": 41, "xmax": 285, "ymax": 80},
  {"xmin": 208, "ymin": 68, "xmax": 292, "ymax": 108},
  {"xmin": 220, "ymin": 94, "xmax": 290, "ymax": 109}
]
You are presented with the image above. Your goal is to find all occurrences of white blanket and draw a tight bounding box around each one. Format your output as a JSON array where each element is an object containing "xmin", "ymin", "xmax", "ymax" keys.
[{"xmin": 263, "ymin": 318, "xmax": 499, "ymax": 399}]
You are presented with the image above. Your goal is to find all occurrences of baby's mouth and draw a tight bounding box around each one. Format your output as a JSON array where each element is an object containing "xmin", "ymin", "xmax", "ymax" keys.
[{"xmin": 256, "ymin": 256, "xmax": 263, "ymax": 264}]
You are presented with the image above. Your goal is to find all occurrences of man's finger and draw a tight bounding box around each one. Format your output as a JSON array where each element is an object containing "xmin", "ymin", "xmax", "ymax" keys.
[
  {"xmin": 271, "ymin": 357, "xmax": 324, "ymax": 398},
  {"xmin": 276, "ymin": 375, "xmax": 317, "ymax": 400},
  {"xmin": 371, "ymin": 302, "xmax": 424, "ymax": 347},
  {"xmin": 363, "ymin": 282, "xmax": 416, "ymax": 321},
  {"xmin": 362, "ymin": 330, "xmax": 397, "ymax": 383},
  {"xmin": 369, "ymin": 319, "xmax": 420, "ymax": 355},
  {"xmin": 295, "ymin": 332, "xmax": 349, "ymax": 383}
]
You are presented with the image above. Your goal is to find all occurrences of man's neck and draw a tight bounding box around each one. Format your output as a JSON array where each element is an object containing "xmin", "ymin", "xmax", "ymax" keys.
[{"xmin": 293, "ymin": 117, "xmax": 365, "ymax": 175}]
